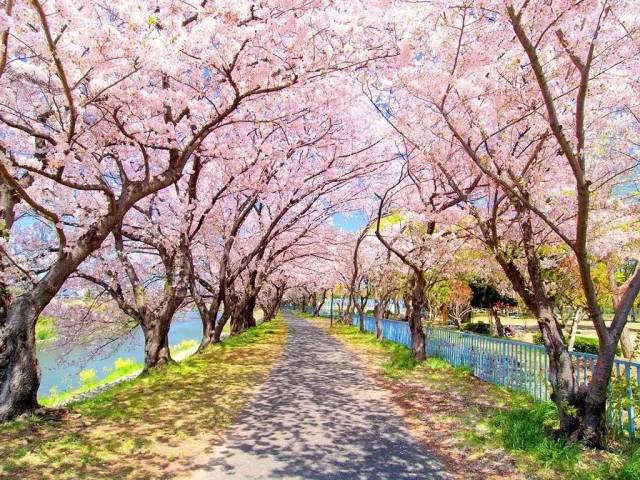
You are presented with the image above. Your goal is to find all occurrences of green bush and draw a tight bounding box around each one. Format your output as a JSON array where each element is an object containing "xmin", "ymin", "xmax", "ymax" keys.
[
  {"xmin": 79, "ymin": 368, "xmax": 97, "ymax": 385},
  {"xmin": 113, "ymin": 357, "xmax": 139, "ymax": 374},
  {"xmin": 462, "ymin": 322, "xmax": 490, "ymax": 335},
  {"xmin": 532, "ymin": 333, "xmax": 621, "ymax": 356},
  {"xmin": 35, "ymin": 315, "xmax": 57, "ymax": 342}
]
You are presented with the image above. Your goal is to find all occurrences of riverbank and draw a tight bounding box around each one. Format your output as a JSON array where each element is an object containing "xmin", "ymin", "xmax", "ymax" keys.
[
  {"xmin": 36, "ymin": 308, "xmax": 265, "ymax": 400},
  {"xmin": 0, "ymin": 316, "xmax": 286, "ymax": 480},
  {"xmin": 311, "ymin": 317, "xmax": 640, "ymax": 480},
  {"xmin": 40, "ymin": 339, "xmax": 204, "ymax": 407}
]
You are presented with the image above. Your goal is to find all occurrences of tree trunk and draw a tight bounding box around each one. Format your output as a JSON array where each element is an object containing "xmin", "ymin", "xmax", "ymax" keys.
[
  {"xmin": 228, "ymin": 293, "xmax": 255, "ymax": 335},
  {"xmin": 535, "ymin": 306, "xmax": 584, "ymax": 439},
  {"xmin": 374, "ymin": 300, "xmax": 385, "ymax": 340},
  {"xmin": 197, "ymin": 301, "xmax": 221, "ymax": 352},
  {"xmin": 619, "ymin": 327, "xmax": 634, "ymax": 359},
  {"xmin": 260, "ymin": 293, "xmax": 279, "ymax": 323},
  {"xmin": 608, "ymin": 264, "xmax": 635, "ymax": 359},
  {"xmin": 213, "ymin": 307, "xmax": 231, "ymax": 343},
  {"xmin": 230, "ymin": 303, "xmax": 244, "ymax": 336},
  {"xmin": 244, "ymin": 294, "xmax": 257, "ymax": 329},
  {"xmin": 142, "ymin": 319, "xmax": 173, "ymax": 370},
  {"xmin": 441, "ymin": 304, "xmax": 449, "ymax": 324},
  {"xmin": 262, "ymin": 287, "xmax": 283, "ymax": 323},
  {"xmin": 489, "ymin": 306, "xmax": 505, "ymax": 337},
  {"xmin": 575, "ymin": 343, "xmax": 616, "ymax": 446},
  {"xmin": 338, "ymin": 297, "xmax": 347, "ymax": 322},
  {"xmin": 403, "ymin": 291, "xmax": 412, "ymax": 321},
  {"xmin": 567, "ymin": 309, "xmax": 584, "ymax": 352},
  {"xmin": 313, "ymin": 290, "xmax": 327, "ymax": 316},
  {"xmin": 408, "ymin": 273, "xmax": 426, "ymax": 361},
  {"xmin": 0, "ymin": 296, "xmax": 40, "ymax": 421}
]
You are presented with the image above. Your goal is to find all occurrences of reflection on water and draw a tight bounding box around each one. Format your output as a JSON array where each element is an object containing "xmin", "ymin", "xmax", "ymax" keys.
[{"xmin": 36, "ymin": 310, "xmax": 203, "ymax": 396}]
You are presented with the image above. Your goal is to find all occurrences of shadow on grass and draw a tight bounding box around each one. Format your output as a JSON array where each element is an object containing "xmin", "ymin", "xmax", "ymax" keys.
[{"xmin": 0, "ymin": 318, "xmax": 287, "ymax": 480}]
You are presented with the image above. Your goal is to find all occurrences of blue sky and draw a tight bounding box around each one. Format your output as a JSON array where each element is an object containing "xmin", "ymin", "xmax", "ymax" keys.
[{"xmin": 331, "ymin": 212, "xmax": 367, "ymax": 232}]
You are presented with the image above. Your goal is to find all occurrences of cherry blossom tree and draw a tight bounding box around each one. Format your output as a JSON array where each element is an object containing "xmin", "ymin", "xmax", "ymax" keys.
[
  {"xmin": 373, "ymin": 161, "xmax": 466, "ymax": 359},
  {"xmin": 372, "ymin": 0, "xmax": 640, "ymax": 445},
  {"xmin": 0, "ymin": 0, "xmax": 393, "ymax": 421}
]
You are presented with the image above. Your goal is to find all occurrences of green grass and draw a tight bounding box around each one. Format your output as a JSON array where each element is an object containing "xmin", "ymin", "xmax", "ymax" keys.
[
  {"xmin": 1, "ymin": 316, "xmax": 286, "ymax": 479},
  {"xmin": 488, "ymin": 403, "xmax": 582, "ymax": 472},
  {"xmin": 620, "ymin": 449, "xmax": 640, "ymax": 480},
  {"xmin": 325, "ymin": 320, "xmax": 640, "ymax": 480},
  {"xmin": 327, "ymin": 323, "xmax": 420, "ymax": 378},
  {"xmin": 484, "ymin": 401, "xmax": 640, "ymax": 479}
]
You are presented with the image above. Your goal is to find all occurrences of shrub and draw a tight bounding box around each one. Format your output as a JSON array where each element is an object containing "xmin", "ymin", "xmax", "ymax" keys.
[
  {"xmin": 79, "ymin": 368, "xmax": 97, "ymax": 385},
  {"xmin": 573, "ymin": 336, "xmax": 599, "ymax": 355},
  {"xmin": 114, "ymin": 358, "xmax": 136, "ymax": 372},
  {"xmin": 35, "ymin": 315, "xmax": 57, "ymax": 342},
  {"xmin": 532, "ymin": 333, "xmax": 621, "ymax": 356},
  {"xmin": 462, "ymin": 322, "xmax": 490, "ymax": 335}
]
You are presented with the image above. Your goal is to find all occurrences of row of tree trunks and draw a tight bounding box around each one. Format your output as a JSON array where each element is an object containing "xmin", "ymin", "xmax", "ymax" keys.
[
  {"xmin": 260, "ymin": 284, "xmax": 285, "ymax": 323},
  {"xmin": 312, "ymin": 290, "xmax": 327, "ymax": 316}
]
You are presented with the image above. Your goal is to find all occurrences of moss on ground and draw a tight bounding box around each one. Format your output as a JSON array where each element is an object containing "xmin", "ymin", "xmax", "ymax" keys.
[
  {"xmin": 320, "ymin": 319, "xmax": 640, "ymax": 480},
  {"xmin": 0, "ymin": 316, "xmax": 287, "ymax": 480}
]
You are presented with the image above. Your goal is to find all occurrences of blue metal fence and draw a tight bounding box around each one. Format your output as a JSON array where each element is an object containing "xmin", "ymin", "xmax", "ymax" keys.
[{"xmin": 332, "ymin": 313, "xmax": 640, "ymax": 437}]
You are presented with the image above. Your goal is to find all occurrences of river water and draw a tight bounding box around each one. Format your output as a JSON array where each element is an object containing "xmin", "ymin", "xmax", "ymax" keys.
[{"xmin": 36, "ymin": 310, "xmax": 203, "ymax": 397}]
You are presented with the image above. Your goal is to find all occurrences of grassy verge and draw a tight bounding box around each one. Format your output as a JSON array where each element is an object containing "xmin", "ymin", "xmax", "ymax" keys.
[
  {"xmin": 0, "ymin": 316, "xmax": 287, "ymax": 480},
  {"xmin": 315, "ymin": 318, "xmax": 640, "ymax": 480}
]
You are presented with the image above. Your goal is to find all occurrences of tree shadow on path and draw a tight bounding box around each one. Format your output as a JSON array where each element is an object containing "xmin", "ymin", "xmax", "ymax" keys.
[{"xmin": 191, "ymin": 313, "xmax": 448, "ymax": 480}]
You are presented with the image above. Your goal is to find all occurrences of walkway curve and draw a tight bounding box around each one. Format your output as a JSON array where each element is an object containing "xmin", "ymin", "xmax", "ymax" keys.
[{"xmin": 190, "ymin": 312, "xmax": 447, "ymax": 479}]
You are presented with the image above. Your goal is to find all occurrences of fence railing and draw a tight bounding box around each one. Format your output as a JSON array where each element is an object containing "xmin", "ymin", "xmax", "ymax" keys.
[{"xmin": 319, "ymin": 312, "xmax": 640, "ymax": 438}]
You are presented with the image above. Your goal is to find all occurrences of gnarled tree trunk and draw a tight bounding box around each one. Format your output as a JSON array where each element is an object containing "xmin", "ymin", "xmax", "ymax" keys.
[
  {"xmin": 536, "ymin": 306, "xmax": 583, "ymax": 438},
  {"xmin": 408, "ymin": 273, "xmax": 426, "ymax": 361},
  {"xmin": 197, "ymin": 303, "xmax": 220, "ymax": 352},
  {"xmin": 0, "ymin": 295, "xmax": 41, "ymax": 421},
  {"xmin": 141, "ymin": 320, "xmax": 172, "ymax": 370}
]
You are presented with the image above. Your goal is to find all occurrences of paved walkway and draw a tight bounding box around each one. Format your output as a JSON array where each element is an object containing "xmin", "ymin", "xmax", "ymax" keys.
[{"xmin": 190, "ymin": 312, "xmax": 447, "ymax": 479}]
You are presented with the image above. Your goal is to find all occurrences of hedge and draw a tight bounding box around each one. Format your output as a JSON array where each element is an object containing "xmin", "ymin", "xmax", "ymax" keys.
[{"xmin": 532, "ymin": 332, "xmax": 621, "ymax": 356}]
